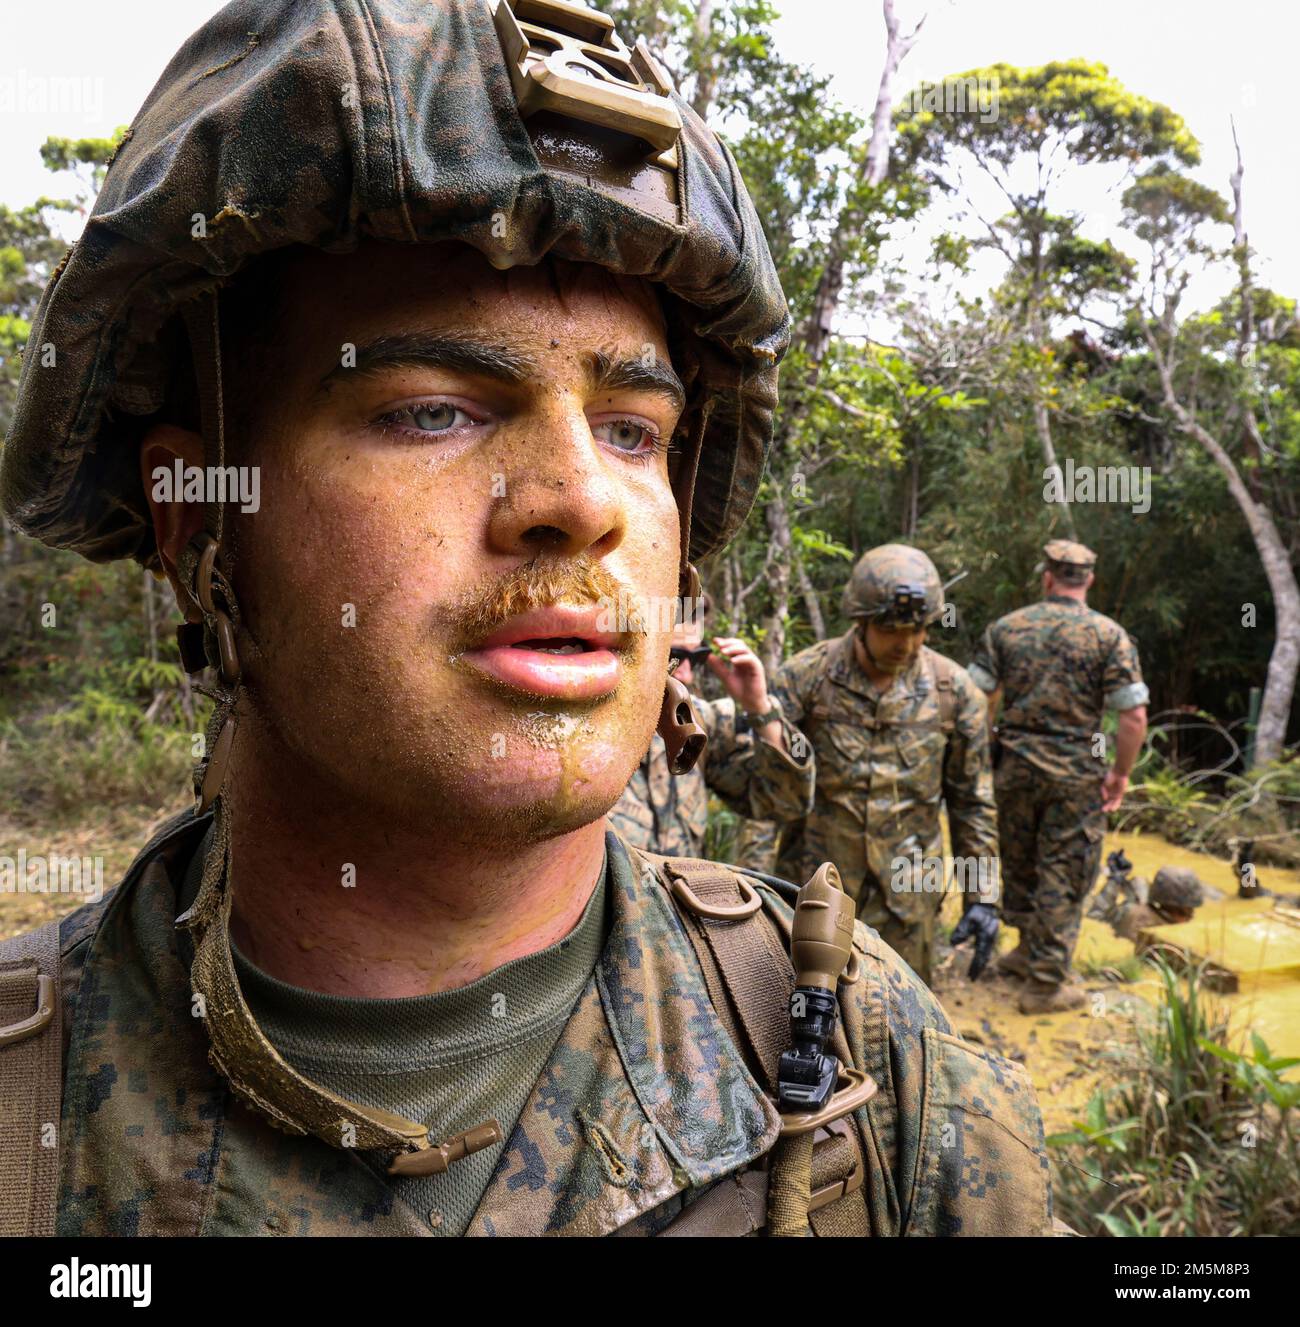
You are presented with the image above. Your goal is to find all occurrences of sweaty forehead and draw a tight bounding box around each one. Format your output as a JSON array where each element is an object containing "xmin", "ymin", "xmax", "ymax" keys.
[{"xmin": 272, "ymin": 239, "xmax": 669, "ymax": 352}]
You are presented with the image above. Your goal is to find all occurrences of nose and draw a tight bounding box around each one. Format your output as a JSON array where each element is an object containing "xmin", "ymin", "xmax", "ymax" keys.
[{"xmin": 486, "ymin": 398, "xmax": 627, "ymax": 562}]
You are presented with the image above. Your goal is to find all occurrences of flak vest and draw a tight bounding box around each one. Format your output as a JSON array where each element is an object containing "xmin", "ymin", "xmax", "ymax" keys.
[{"xmin": 0, "ymin": 810, "xmax": 1055, "ymax": 1237}]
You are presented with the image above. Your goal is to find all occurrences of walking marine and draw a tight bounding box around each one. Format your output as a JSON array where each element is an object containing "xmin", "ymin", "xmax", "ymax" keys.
[
  {"xmin": 971, "ymin": 539, "xmax": 1149, "ymax": 1012},
  {"xmin": 770, "ymin": 545, "xmax": 1002, "ymax": 985},
  {"xmin": 0, "ymin": 1, "xmax": 1052, "ymax": 1237}
]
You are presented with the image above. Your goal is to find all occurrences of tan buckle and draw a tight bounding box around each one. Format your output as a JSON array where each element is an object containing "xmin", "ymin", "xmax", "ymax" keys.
[
  {"xmin": 188, "ymin": 533, "xmax": 241, "ymax": 688},
  {"xmin": 495, "ymin": 0, "xmax": 682, "ymax": 152},
  {"xmin": 0, "ymin": 973, "xmax": 55, "ymax": 1048},
  {"xmin": 779, "ymin": 1067, "xmax": 877, "ymax": 1137},
  {"xmin": 669, "ymin": 871, "xmax": 762, "ymax": 921},
  {"xmin": 807, "ymin": 1117, "xmax": 865, "ymax": 1213},
  {"xmin": 388, "ymin": 1121, "xmax": 503, "ymax": 1177}
]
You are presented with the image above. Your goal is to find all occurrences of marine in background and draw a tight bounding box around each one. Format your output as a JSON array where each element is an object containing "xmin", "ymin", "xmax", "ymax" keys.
[
  {"xmin": 608, "ymin": 599, "xmax": 814, "ymax": 857},
  {"xmin": 1110, "ymin": 866, "xmax": 1204, "ymax": 942},
  {"xmin": 971, "ymin": 540, "xmax": 1149, "ymax": 1014},
  {"xmin": 770, "ymin": 545, "xmax": 1001, "ymax": 986}
]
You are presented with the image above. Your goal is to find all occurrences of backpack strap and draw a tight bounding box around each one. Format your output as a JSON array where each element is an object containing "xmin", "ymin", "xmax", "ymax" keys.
[
  {"xmin": 631, "ymin": 847, "xmax": 870, "ymax": 1237},
  {"xmin": 927, "ymin": 650, "xmax": 958, "ymax": 734},
  {"xmin": 0, "ymin": 918, "xmax": 64, "ymax": 1236}
]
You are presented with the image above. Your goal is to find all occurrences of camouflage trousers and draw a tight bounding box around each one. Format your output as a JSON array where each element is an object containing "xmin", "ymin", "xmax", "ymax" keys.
[
  {"xmin": 857, "ymin": 891, "xmax": 936, "ymax": 988},
  {"xmin": 994, "ymin": 753, "xmax": 1105, "ymax": 987},
  {"xmin": 732, "ymin": 818, "xmax": 779, "ymax": 874},
  {"xmin": 755, "ymin": 822, "xmax": 937, "ymax": 984}
]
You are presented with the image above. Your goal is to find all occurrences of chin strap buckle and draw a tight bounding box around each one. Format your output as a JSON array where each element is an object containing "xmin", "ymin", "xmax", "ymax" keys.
[{"xmin": 388, "ymin": 1121, "xmax": 504, "ymax": 1177}]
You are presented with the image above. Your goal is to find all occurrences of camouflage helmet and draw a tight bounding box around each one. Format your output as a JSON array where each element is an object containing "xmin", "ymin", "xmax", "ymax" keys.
[
  {"xmin": 1150, "ymin": 867, "xmax": 1204, "ymax": 912},
  {"xmin": 0, "ymin": 0, "xmax": 789, "ymax": 572},
  {"xmin": 841, "ymin": 544, "xmax": 944, "ymax": 626}
]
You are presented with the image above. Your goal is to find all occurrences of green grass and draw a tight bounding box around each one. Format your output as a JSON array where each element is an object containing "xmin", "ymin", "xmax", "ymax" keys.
[
  {"xmin": 1048, "ymin": 955, "xmax": 1300, "ymax": 1236},
  {"xmin": 0, "ymin": 667, "xmax": 208, "ymax": 825},
  {"xmin": 1076, "ymin": 951, "xmax": 1149, "ymax": 983}
]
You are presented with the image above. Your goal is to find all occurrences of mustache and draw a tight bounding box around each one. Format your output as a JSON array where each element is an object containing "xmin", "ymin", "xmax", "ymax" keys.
[{"xmin": 447, "ymin": 556, "xmax": 648, "ymax": 651}]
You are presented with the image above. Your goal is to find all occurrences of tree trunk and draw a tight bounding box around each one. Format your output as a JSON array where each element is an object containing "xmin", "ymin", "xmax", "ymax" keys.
[
  {"xmin": 1230, "ymin": 120, "xmax": 1264, "ymax": 499},
  {"xmin": 1026, "ymin": 262, "xmax": 1076, "ymax": 538},
  {"xmin": 805, "ymin": 0, "xmax": 924, "ymax": 366},
  {"xmin": 764, "ymin": 0, "xmax": 924, "ymax": 655},
  {"xmin": 795, "ymin": 552, "xmax": 826, "ymax": 642},
  {"xmin": 689, "ymin": 0, "xmax": 716, "ymax": 121},
  {"xmin": 1148, "ymin": 333, "xmax": 1299, "ymax": 766},
  {"xmin": 903, "ymin": 435, "xmax": 920, "ymax": 537},
  {"xmin": 143, "ymin": 569, "xmax": 159, "ymax": 663},
  {"xmin": 760, "ymin": 486, "xmax": 794, "ymax": 674}
]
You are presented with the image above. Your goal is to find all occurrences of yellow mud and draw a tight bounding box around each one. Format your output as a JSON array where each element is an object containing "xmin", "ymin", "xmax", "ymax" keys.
[{"xmin": 934, "ymin": 830, "xmax": 1300, "ymax": 1136}]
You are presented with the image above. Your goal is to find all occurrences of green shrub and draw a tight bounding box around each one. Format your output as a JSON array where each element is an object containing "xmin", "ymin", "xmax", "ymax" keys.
[
  {"xmin": 1048, "ymin": 956, "xmax": 1300, "ymax": 1236},
  {"xmin": 0, "ymin": 660, "xmax": 208, "ymax": 823}
]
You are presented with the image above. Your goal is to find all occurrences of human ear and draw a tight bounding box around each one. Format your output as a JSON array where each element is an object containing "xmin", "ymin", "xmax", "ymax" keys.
[{"xmin": 140, "ymin": 423, "xmax": 207, "ymax": 608}]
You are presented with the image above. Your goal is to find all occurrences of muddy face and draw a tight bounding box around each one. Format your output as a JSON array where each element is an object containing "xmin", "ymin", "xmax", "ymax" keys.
[
  {"xmin": 862, "ymin": 621, "xmax": 928, "ymax": 675},
  {"xmin": 224, "ymin": 241, "xmax": 682, "ymax": 847}
]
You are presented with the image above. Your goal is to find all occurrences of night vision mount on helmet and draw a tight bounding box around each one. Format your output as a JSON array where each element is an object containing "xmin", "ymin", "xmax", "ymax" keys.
[{"xmin": 841, "ymin": 544, "xmax": 946, "ymax": 627}]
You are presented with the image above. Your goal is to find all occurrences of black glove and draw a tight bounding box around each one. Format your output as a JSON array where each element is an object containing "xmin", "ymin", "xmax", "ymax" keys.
[{"xmin": 951, "ymin": 903, "xmax": 999, "ymax": 980}]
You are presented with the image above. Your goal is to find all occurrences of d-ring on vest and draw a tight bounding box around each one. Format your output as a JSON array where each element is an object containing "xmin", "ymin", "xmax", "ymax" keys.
[{"xmin": 632, "ymin": 849, "xmax": 877, "ymax": 1236}]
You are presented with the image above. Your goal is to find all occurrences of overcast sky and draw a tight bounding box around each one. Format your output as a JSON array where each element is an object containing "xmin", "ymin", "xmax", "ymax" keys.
[{"xmin": 2, "ymin": 0, "xmax": 1295, "ymax": 317}]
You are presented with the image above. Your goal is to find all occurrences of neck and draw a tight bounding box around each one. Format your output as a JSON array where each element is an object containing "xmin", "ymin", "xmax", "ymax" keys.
[
  {"xmin": 851, "ymin": 630, "xmax": 902, "ymax": 689},
  {"xmin": 1046, "ymin": 582, "xmax": 1087, "ymax": 603},
  {"xmin": 221, "ymin": 736, "xmax": 606, "ymax": 999}
]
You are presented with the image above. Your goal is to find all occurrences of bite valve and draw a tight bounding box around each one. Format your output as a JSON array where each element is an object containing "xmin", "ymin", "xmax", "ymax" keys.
[{"xmin": 776, "ymin": 862, "xmax": 857, "ymax": 1114}]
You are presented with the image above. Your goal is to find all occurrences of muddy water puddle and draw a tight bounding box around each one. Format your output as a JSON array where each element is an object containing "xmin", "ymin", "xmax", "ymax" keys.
[{"xmin": 933, "ymin": 830, "xmax": 1300, "ymax": 1135}]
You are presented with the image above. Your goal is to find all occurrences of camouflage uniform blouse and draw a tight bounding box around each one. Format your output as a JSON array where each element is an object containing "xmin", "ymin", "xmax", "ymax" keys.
[
  {"xmin": 608, "ymin": 696, "xmax": 813, "ymax": 857},
  {"xmin": 38, "ymin": 810, "xmax": 1051, "ymax": 1236},
  {"xmin": 770, "ymin": 635, "xmax": 999, "ymax": 924},
  {"xmin": 969, "ymin": 596, "xmax": 1149, "ymax": 782}
]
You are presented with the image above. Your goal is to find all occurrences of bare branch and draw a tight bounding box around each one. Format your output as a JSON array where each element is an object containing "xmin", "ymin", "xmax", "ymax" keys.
[{"xmin": 865, "ymin": 0, "xmax": 927, "ymax": 187}]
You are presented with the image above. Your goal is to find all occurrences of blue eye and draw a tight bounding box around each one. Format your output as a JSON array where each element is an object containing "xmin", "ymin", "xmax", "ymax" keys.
[
  {"xmin": 593, "ymin": 419, "xmax": 659, "ymax": 453},
  {"xmin": 407, "ymin": 403, "xmax": 464, "ymax": 432},
  {"xmin": 375, "ymin": 401, "xmax": 477, "ymax": 439}
]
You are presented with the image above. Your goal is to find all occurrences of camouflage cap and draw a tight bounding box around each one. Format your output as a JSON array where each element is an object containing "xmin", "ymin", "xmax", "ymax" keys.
[
  {"xmin": 841, "ymin": 544, "xmax": 945, "ymax": 626},
  {"xmin": 1, "ymin": 0, "xmax": 789, "ymax": 568},
  {"xmin": 1151, "ymin": 866, "xmax": 1204, "ymax": 911},
  {"xmin": 1044, "ymin": 539, "xmax": 1097, "ymax": 567},
  {"xmin": 1043, "ymin": 539, "xmax": 1097, "ymax": 570}
]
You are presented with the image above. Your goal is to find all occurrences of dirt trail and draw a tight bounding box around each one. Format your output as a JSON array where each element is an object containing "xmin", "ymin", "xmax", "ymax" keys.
[{"xmin": 0, "ymin": 803, "xmax": 184, "ymax": 941}]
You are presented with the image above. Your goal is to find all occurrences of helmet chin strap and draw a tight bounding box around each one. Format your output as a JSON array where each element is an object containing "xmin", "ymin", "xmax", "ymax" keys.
[
  {"xmin": 176, "ymin": 292, "xmax": 242, "ymax": 816},
  {"xmin": 655, "ymin": 401, "xmax": 709, "ymax": 775}
]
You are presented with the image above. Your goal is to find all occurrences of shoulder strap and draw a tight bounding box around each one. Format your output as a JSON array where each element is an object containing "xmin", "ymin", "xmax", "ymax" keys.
[
  {"xmin": 0, "ymin": 919, "xmax": 64, "ymax": 1236},
  {"xmin": 927, "ymin": 651, "xmax": 958, "ymax": 734},
  {"xmin": 631, "ymin": 848, "xmax": 870, "ymax": 1237}
]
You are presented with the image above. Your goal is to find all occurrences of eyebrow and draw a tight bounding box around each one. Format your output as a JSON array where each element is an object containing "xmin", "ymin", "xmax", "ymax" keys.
[
  {"xmin": 315, "ymin": 332, "xmax": 685, "ymax": 412},
  {"xmin": 316, "ymin": 333, "xmax": 536, "ymax": 397},
  {"xmin": 589, "ymin": 349, "xmax": 686, "ymax": 413}
]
